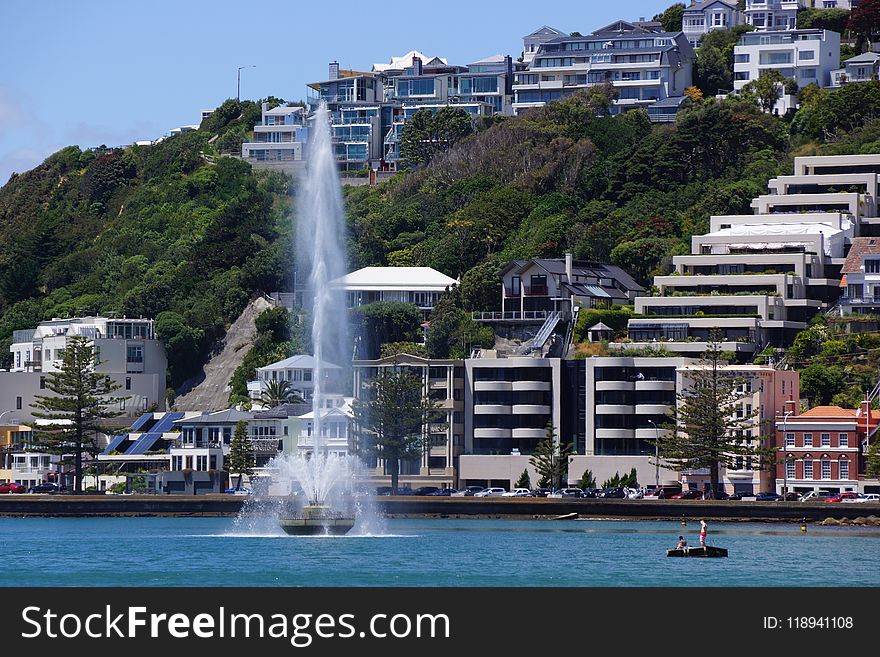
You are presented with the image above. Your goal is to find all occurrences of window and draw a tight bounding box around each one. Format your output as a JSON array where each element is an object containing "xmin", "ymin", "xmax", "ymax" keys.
[
  {"xmin": 786, "ymin": 460, "xmax": 796, "ymax": 480},
  {"xmin": 821, "ymin": 460, "xmax": 831, "ymax": 480},
  {"xmin": 119, "ymin": 398, "xmax": 126, "ymax": 411},
  {"xmin": 838, "ymin": 433, "xmax": 848, "ymax": 447},
  {"xmin": 820, "ymin": 433, "xmax": 830, "ymax": 446},
  {"xmin": 803, "ymin": 432, "xmax": 813, "ymax": 447},
  {"xmin": 839, "ymin": 459, "xmax": 849, "ymax": 479},
  {"xmin": 866, "ymin": 259, "xmax": 880, "ymax": 274},
  {"xmin": 15, "ymin": 351, "xmax": 20, "ymax": 368},
  {"xmin": 39, "ymin": 377, "xmax": 45, "ymax": 390},
  {"xmin": 16, "ymin": 396, "xmax": 22, "ymax": 410},
  {"xmin": 785, "ymin": 433, "xmax": 795, "ymax": 447},
  {"xmin": 126, "ymin": 345, "xmax": 144, "ymax": 363},
  {"xmin": 801, "ymin": 69, "xmax": 816, "ymax": 80},
  {"xmin": 223, "ymin": 428, "xmax": 232, "ymax": 445},
  {"xmin": 125, "ymin": 377, "xmax": 131, "ymax": 391},
  {"xmin": 197, "ymin": 455, "xmax": 207, "ymax": 471},
  {"xmin": 804, "ymin": 460, "xmax": 813, "ymax": 479}
]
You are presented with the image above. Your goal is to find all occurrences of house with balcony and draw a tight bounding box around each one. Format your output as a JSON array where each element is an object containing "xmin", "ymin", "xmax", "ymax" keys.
[
  {"xmin": 744, "ymin": 0, "xmax": 807, "ymax": 31},
  {"xmin": 294, "ymin": 395, "xmax": 354, "ymax": 459},
  {"xmin": 332, "ymin": 266, "xmax": 457, "ymax": 317},
  {"xmin": 353, "ymin": 354, "xmax": 463, "ymax": 489},
  {"xmin": 733, "ymin": 29, "xmax": 840, "ymax": 114},
  {"xmin": 683, "ymin": 0, "xmax": 744, "ymax": 48},
  {"xmin": 240, "ymin": 102, "xmax": 308, "ymax": 166},
  {"xmin": 522, "ymin": 26, "xmax": 568, "ymax": 64},
  {"xmin": 839, "ymin": 237, "xmax": 880, "ymax": 315},
  {"xmin": 512, "ymin": 20, "xmax": 694, "ymax": 117},
  {"xmin": 774, "ymin": 402, "xmax": 878, "ymax": 496},
  {"xmin": 832, "ymin": 52, "xmax": 880, "ymax": 87},
  {"xmin": 247, "ymin": 354, "xmax": 343, "ymax": 405},
  {"xmin": 4, "ymin": 316, "xmax": 167, "ymax": 423}
]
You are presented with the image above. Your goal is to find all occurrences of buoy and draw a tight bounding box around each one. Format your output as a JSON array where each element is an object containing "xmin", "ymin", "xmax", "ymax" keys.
[
  {"xmin": 681, "ymin": 517, "xmax": 687, "ymax": 526},
  {"xmin": 801, "ymin": 517, "xmax": 807, "ymax": 533}
]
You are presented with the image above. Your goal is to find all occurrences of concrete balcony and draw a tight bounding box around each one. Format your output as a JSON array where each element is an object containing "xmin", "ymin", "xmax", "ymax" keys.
[
  {"xmin": 510, "ymin": 381, "xmax": 551, "ymax": 392},
  {"xmin": 595, "ymin": 429, "xmax": 634, "ymax": 439},
  {"xmin": 474, "ymin": 428, "xmax": 512, "ymax": 439},
  {"xmin": 595, "ymin": 404, "xmax": 635, "ymax": 415},
  {"xmin": 635, "ymin": 404, "xmax": 672, "ymax": 415},
  {"xmin": 511, "ymin": 404, "xmax": 551, "ymax": 415},
  {"xmin": 511, "ymin": 428, "xmax": 546, "ymax": 439},
  {"xmin": 473, "ymin": 404, "xmax": 512, "ymax": 415},
  {"xmin": 634, "ymin": 380, "xmax": 675, "ymax": 392},
  {"xmin": 474, "ymin": 381, "xmax": 512, "ymax": 392},
  {"xmin": 595, "ymin": 380, "xmax": 635, "ymax": 391}
]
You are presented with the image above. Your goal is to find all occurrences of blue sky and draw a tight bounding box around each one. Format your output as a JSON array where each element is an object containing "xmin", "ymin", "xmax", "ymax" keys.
[{"xmin": 0, "ymin": 0, "xmax": 667, "ymax": 185}]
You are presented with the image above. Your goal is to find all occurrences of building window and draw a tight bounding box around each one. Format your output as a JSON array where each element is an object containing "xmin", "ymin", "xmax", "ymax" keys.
[
  {"xmin": 39, "ymin": 377, "xmax": 45, "ymax": 390},
  {"xmin": 804, "ymin": 460, "xmax": 813, "ymax": 479},
  {"xmin": 821, "ymin": 460, "xmax": 831, "ymax": 480},
  {"xmin": 127, "ymin": 345, "xmax": 144, "ymax": 363},
  {"xmin": 866, "ymin": 259, "xmax": 880, "ymax": 274},
  {"xmin": 16, "ymin": 396, "xmax": 22, "ymax": 410},
  {"xmin": 798, "ymin": 50, "xmax": 815, "ymax": 60},
  {"xmin": 839, "ymin": 459, "xmax": 849, "ymax": 480},
  {"xmin": 223, "ymin": 428, "xmax": 232, "ymax": 445},
  {"xmin": 838, "ymin": 433, "xmax": 848, "ymax": 447},
  {"xmin": 803, "ymin": 432, "xmax": 813, "ymax": 447},
  {"xmin": 119, "ymin": 398, "xmax": 126, "ymax": 411},
  {"xmin": 197, "ymin": 455, "xmax": 207, "ymax": 471},
  {"xmin": 786, "ymin": 460, "xmax": 796, "ymax": 480},
  {"xmin": 785, "ymin": 433, "xmax": 795, "ymax": 447},
  {"xmin": 126, "ymin": 377, "xmax": 131, "ymax": 390},
  {"xmin": 820, "ymin": 433, "xmax": 830, "ymax": 446}
]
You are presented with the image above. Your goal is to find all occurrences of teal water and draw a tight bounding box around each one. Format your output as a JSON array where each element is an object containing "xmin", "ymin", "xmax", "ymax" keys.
[{"xmin": 3, "ymin": 517, "xmax": 878, "ymax": 587}]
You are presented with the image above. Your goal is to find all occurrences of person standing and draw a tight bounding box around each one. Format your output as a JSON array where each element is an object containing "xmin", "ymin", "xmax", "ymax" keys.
[{"xmin": 699, "ymin": 519, "xmax": 707, "ymax": 546}]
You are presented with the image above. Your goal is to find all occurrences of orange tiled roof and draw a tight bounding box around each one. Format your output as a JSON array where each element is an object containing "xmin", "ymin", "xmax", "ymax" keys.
[
  {"xmin": 842, "ymin": 237, "xmax": 880, "ymax": 274},
  {"xmin": 800, "ymin": 406, "xmax": 856, "ymax": 417}
]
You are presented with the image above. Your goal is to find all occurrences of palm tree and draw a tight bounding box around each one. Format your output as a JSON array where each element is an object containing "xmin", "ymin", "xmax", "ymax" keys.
[{"xmin": 259, "ymin": 379, "xmax": 304, "ymax": 408}]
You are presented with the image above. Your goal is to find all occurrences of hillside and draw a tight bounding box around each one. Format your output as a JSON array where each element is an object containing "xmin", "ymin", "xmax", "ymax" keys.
[{"xmin": 2, "ymin": 83, "xmax": 880, "ymax": 401}]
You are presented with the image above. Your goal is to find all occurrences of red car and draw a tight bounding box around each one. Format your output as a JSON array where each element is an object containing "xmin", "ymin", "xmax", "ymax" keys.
[
  {"xmin": 670, "ymin": 490, "xmax": 704, "ymax": 500},
  {"xmin": 827, "ymin": 492, "xmax": 862, "ymax": 503},
  {"xmin": 0, "ymin": 482, "xmax": 27, "ymax": 494}
]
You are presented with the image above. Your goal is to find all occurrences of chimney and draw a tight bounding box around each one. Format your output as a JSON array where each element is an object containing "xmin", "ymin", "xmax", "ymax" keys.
[
  {"xmin": 784, "ymin": 399, "xmax": 798, "ymax": 416},
  {"xmin": 412, "ymin": 56, "xmax": 423, "ymax": 76},
  {"xmin": 860, "ymin": 398, "xmax": 872, "ymax": 441},
  {"xmin": 329, "ymin": 61, "xmax": 339, "ymax": 80},
  {"xmin": 565, "ymin": 252, "xmax": 573, "ymax": 283}
]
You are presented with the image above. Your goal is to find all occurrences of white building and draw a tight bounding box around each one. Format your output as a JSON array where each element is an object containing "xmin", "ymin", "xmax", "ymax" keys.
[
  {"xmin": 4, "ymin": 316, "xmax": 167, "ymax": 423},
  {"xmin": 744, "ymin": 0, "xmax": 808, "ymax": 31},
  {"xmin": 733, "ymin": 29, "xmax": 840, "ymax": 114},
  {"xmin": 832, "ymin": 52, "xmax": 880, "ymax": 87},
  {"xmin": 247, "ymin": 354, "xmax": 342, "ymax": 404},
  {"xmin": 683, "ymin": 0, "xmax": 744, "ymax": 48},
  {"xmin": 332, "ymin": 266, "xmax": 458, "ymax": 315},
  {"xmin": 240, "ymin": 102, "xmax": 309, "ymax": 165},
  {"xmin": 522, "ymin": 26, "xmax": 568, "ymax": 64},
  {"xmin": 295, "ymin": 395, "xmax": 354, "ymax": 459}
]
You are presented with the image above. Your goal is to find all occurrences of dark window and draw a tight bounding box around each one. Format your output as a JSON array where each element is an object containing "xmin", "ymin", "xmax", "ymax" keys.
[
  {"xmin": 125, "ymin": 377, "xmax": 131, "ymax": 390},
  {"xmin": 16, "ymin": 396, "xmax": 22, "ymax": 410}
]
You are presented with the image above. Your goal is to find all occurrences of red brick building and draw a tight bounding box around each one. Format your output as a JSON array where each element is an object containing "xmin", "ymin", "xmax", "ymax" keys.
[{"xmin": 775, "ymin": 402, "xmax": 880, "ymax": 495}]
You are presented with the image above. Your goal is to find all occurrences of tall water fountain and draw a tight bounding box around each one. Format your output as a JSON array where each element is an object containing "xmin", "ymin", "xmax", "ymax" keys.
[{"xmin": 277, "ymin": 102, "xmax": 356, "ymax": 535}]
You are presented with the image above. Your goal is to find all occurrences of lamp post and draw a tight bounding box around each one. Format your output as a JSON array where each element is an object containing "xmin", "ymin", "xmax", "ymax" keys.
[
  {"xmin": 648, "ymin": 419, "xmax": 660, "ymax": 490},
  {"xmin": 781, "ymin": 410, "xmax": 793, "ymax": 496},
  {"xmin": 0, "ymin": 409, "xmax": 19, "ymax": 424},
  {"xmin": 237, "ymin": 65, "xmax": 256, "ymax": 102}
]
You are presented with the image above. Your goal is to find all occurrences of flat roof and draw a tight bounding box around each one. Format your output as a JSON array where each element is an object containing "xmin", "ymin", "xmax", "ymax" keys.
[{"xmin": 331, "ymin": 266, "xmax": 457, "ymax": 291}]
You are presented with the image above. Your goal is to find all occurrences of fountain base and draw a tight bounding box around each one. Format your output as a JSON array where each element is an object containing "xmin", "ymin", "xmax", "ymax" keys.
[{"xmin": 279, "ymin": 505, "xmax": 355, "ymax": 536}]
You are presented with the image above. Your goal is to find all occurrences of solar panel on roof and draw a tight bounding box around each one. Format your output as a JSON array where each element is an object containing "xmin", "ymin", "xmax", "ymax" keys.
[{"xmin": 126, "ymin": 412, "xmax": 184, "ymax": 455}]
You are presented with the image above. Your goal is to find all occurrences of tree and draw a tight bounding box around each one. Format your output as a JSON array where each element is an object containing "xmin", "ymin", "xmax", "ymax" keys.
[
  {"xmin": 400, "ymin": 107, "xmax": 475, "ymax": 168},
  {"xmin": 515, "ymin": 469, "xmax": 531, "ymax": 490},
  {"xmin": 528, "ymin": 423, "xmax": 573, "ymax": 491},
  {"xmin": 653, "ymin": 3, "xmax": 685, "ymax": 32},
  {"xmin": 867, "ymin": 437, "xmax": 880, "ymax": 479},
  {"xmin": 225, "ymin": 420, "xmax": 255, "ymax": 490},
  {"xmin": 849, "ymin": 0, "xmax": 880, "ymax": 51},
  {"xmin": 798, "ymin": 7, "xmax": 851, "ymax": 34},
  {"xmin": 800, "ymin": 363, "xmax": 846, "ymax": 407},
  {"xmin": 353, "ymin": 301, "xmax": 424, "ymax": 360},
  {"xmin": 352, "ymin": 369, "xmax": 442, "ymax": 494},
  {"xmin": 684, "ymin": 86, "xmax": 704, "ymax": 104},
  {"xmin": 28, "ymin": 336, "xmax": 125, "ymax": 494},
  {"xmin": 259, "ymin": 379, "xmax": 304, "ymax": 408},
  {"xmin": 694, "ymin": 46, "xmax": 732, "ymax": 96},
  {"xmin": 741, "ymin": 69, "xmax": 787, "ymax": 114},
  {"xmin": 657, "ymin": 334, "xmax": 773, "ymax": 499},
  {"xmin": 578, "ymin": 468, "xmax": 596, "ymax": 491}
]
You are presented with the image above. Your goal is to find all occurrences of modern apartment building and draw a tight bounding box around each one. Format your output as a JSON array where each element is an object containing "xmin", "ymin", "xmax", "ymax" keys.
[
  {"xmin": 512, "ymin": 20, "xmax": 694, "ymax": 117},
  {"xmin": 240, "ymin": 102, "xmax": 309, "ymax": 165},
  {"xmin": 744, "ymin": 0, "xmax": 807, "ymax": 31},
  {"xmin": 683, "ymin": 0, "xmax": 744, "ymax": 48},
  {"xmin": 4, "ymin": 316, "xmax": 167, "ymax": 423},
  {"xmin": 625, "ymin": 153, "xmax": 880, "ymax": 355},
  {"xmin": 733, "ymin": 29, "xmax": 840, "ymax": 114},
  {"xmin": 352, "ymin": 354, "xmax": 463, "ymax": 489},
  {"xmin": 774, "ymin": 402, "xmax": 877, "ymax": 495}
]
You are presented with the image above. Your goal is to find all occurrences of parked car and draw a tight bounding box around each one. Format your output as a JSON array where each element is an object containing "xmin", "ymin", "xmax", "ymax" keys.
[
  {"xmin": 474, "ymin": 487, "xmax": 507, "ymax": 497},
  {"xmin": 782, "ymin": 492, "xmax": 802, "ymax": 501},
  {"xmin": 669, "ymin": 490, "xmax": 703, "ymax": 500},
  {"xmin": 223, "ymin": 488, "xmax": 254, "ymax": 495},
  {"xmin": 502, "ymin": 488, "xmax": 532, "ymax": 497},
  {"xmin": 531, "ymin": 488, "xmax": 552, "ymax": 497},
  {"xmin": 0, "ymin": 482, "xmax": 27, "ymax": 494},
  {"xmin": 754, "ymin": 491, "xmax": 784, "ymax": 501},
  {"xmin": 377, "ymin": 486, "xmax": 413, "ymax": 496},
  {"xmin": 582, "ymin": 488, "xmax": 600, "ymax": 498},
  {"xmin": 728, "ymin": 491, "xmax": 756, "ymax": 500},
  {"xmin": 862, "ymin": 493, "xmax": 880, "ymax": 502},
  {"xmin": 626, "ymin": 488, "xmax": 644, "ymax": 499},
  {"xmin": 451, "ymin": 486, "xmax": 485, "ymax": 497},
  {"xmin": 410, "ymin": 486, "xmax": 440, "ymax": 496},
  {"xmin": 828, "ymin": 492, "xmax": 864, "ymax": 503},
  {"xmin": 800, "ymin": 491, "xmax": 834, "ymax": 502},
  {"xmin": 598, "ymin": 487, "xmax": 627, "ymax": 499},
  {"xmin": 426, "ymin": 488, "xmax": 454, "ymax": 496},
  {"xmin": 559, "ymin": 487, "xmax": 584, "ymax": 498},
  {"xmin": 28, "ymin": 482, "xmax": 63, "ymax": 494}
]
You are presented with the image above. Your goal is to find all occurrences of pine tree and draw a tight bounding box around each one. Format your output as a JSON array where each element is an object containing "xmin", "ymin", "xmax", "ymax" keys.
[
  {"xmin": 515, "ymin": 468, "xmax": 531, "ymax": 490},
  {"xmin": 225, "ymin": 420, "xmax": 255, "ymax": 490},
  {"xmin": 658, "ymin": 333, "xmax": 773, "ymax": 499},
  {"xmin": 578, "ymin": 468, "xmax": 596, "ymax": 491},
  {"xmin": 29, "ymin": 336, "xmax": 125, "ymax": 494},
  {"xmin": 528, "ymin": 423, "xmax": 573, "ymax": 491}
]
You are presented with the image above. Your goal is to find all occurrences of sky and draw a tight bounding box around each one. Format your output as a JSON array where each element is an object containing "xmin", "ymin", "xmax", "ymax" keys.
[{"xmin": 0, "ymin": 0, "xmax": 668, "ymax": 185}]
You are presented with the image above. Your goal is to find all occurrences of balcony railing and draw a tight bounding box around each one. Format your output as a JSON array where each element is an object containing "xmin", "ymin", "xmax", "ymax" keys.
[
  {"xmin": 524, "ymin": 285, "xmax": 548, "ymax": 296},
  {"xmin": 840, "ymin": 296, "xmax": 880, "ymax": 305},
  {"xmin": 472, "ymin": 310, "xmax": 558, "ymax": 322}
]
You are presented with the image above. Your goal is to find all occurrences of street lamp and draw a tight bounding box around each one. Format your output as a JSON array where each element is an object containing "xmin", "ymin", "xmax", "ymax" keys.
[
  {"xmin": 0, "ymin": 410, "xmax": 19, "ymax": 424},
  {"xmin": 781, "ymin": 410, "xmax": 793, "ymax": 496},
  {"xmin": 237, "ymin": 65, "xmax": 256, "ymax": 102},
  {"xmin": 648, "ymin": 419, "xmax": 660, "ymax": 490}
]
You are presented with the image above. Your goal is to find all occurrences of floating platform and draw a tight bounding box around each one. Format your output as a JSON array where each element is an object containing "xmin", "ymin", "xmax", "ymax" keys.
[
  {"xmin": 279, "ymin": 505, "xmax": 354, "ymax": 536},
  {"xmin": 666, "ymin": 545, "xmax": 728, "ymax": 558}
]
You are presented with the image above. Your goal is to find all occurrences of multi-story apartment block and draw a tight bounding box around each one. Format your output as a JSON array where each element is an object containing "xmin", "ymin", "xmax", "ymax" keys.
[
  {"xmin": 625, "ymin": 153, "xmax": 880, "ymax": 356},
  {"xmin": 4, "ymin": 316, "xmax": 167, "ymax": 423},
  {"xmin": 240, "ymin": 102, "xmax": 309, "ymax": 165},
  {"xmin": 775, "ymin": 402, "xmax": 877, "ymax": 495},
  {"xmin": 683, "ymin": 0, "xmax": 744, "ymax": 48},
  {"xmin": 353, "ymin": 354, "xmax": 464, "ymax": 489},
  {"xmin": 247, "ymin": 354, "xmax": 343, "ymax": 404},
  {"xmin": 332, "ymin": 266, "xmax": 457, "ymax": 317},
  {"xmin": 744, "ymin": 0, "xmax": 808, "ymax": 31},
  {"xmin": 512, "ymin": 20, "xmax": 694, "ymax": 118},
  {"xmin": 733, "ymin": 29, "xmax": 840, "ymax": 114},
  {"xmin": 832, "ymin": 52, "xmax": 880, "ymax": 87}
]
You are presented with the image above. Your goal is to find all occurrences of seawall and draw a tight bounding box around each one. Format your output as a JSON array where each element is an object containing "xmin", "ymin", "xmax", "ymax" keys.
[{"xmin": 1, "ymin": 495, "xmax": 879, "ymax": 520}]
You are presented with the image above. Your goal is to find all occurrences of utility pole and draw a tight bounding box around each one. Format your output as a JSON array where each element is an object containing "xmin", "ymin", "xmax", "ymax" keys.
[{"xmin": 237, "ymin": 65, "xmax": 256, "ymax": 102}]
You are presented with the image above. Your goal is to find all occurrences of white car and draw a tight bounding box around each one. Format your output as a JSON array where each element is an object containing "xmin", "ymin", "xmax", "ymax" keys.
[
  {"xmin": 626, "ymin": 488, "xmax": 644, "ymax": 499},
  {"xmin": 474, "ymin": 487, "xmax": 507, "ymax": 497},
  {"xmin": 863, "ymin": 493, "xmax": 880, "ymax": 502},
  {"xmin": 502, "ymin": 488, "xmax": 532, "ymax": 497}
]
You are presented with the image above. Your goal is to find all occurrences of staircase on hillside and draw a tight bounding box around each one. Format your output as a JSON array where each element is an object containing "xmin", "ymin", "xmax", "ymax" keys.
[{"xmin": 517, "ymin": 311, "xmax": 563, "ymax": 355}]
